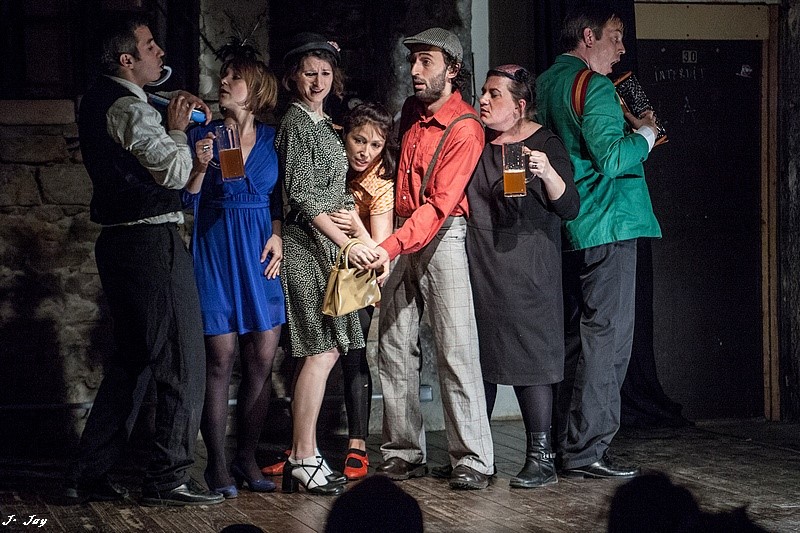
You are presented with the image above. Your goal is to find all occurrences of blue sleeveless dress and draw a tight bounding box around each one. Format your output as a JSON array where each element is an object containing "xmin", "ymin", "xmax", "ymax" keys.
[{"xmin": 185, "ymin": 120, "xmax": 286, "ymax": 335}]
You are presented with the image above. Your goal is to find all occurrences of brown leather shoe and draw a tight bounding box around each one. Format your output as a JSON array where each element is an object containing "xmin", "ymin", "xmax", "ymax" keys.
[
  {"xmin": 374, "ymin": 457, "xmax": 427, "ymax": 480},
  {"xmin": 448, "ymin": 464, "xmax": 489, "ymax": 490}
]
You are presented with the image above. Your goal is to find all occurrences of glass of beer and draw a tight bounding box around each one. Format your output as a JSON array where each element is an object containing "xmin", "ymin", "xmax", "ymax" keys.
[
  {"xmin": 503, "ymin": 142, "xmax": 526, "ymax": 197},
  {"xmin": 214, "ymin": 123, "xmax": 245, "ymax": 181}
]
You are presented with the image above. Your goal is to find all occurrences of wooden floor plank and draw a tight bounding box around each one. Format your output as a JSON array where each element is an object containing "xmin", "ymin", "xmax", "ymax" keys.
[
  {"xmin": 0, "ymin": 420, "xmax": 798, "ymax": 532},
  {"xmin": 407, "ymin": 478, "xmax": 535, "ymax": 533}
]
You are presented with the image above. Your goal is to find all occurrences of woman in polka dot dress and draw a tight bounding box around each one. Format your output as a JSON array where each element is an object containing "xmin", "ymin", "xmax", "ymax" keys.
[{"xmin": 275, "ymin": 33, "xmax": 382, "ymax": 496}]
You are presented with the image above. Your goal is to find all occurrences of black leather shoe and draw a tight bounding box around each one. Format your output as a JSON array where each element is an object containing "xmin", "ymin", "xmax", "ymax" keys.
[
  {"xmin": 64, "ymin": 477, "xmax": 128, "ymax": 503},
  {"xmin": 141, "ymin": 479, "xmax": 225, "ymax": 506},
  {"xmin": 374, "ymin": 457, "xmax": 427, "ymax": 481},
  {"xmin": 449, "ymin": 464, "xmax": 489, "ymax": 490},
  {"xmin": 561, "ymin": 454, "xmax": 640, "ymax": 479},
  {"xmin": 430, "ymin": 464, "xmax": 453, "ymax": 479},
  {"xmin": 432, "ymin": 463, "xmax": 497, "ymax": 479}
]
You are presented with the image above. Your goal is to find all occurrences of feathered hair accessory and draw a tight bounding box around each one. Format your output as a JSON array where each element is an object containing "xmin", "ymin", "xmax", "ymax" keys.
[
  {"xmin": 213, "ymin": 14, "xmax": 263, "ymax": 62},
  {"xmin": 215, "ymin": 37, "xmax": 261, "ymax": 63}
]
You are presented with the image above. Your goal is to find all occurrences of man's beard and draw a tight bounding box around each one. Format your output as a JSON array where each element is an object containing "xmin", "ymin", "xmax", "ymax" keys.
[{"xmin": 414, "ymin": 68, "xmax": 447, "ymax": 103}]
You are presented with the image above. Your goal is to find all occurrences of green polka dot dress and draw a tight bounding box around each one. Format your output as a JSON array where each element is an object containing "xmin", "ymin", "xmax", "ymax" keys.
[{"xmin": 275, "ymin": 101, "xmax": 365, "ymax": 358}]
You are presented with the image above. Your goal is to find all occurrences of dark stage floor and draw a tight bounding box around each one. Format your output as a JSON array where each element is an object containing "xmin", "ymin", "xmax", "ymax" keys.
[{"xmin": 0, "ymin": 419, "xmax": 798, "ymax": 532}]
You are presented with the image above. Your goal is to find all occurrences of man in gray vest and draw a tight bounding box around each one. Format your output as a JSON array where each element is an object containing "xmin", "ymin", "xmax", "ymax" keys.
[{"xmin": 66, "ymin": 14, "xmax": 222, "ymax": 506}]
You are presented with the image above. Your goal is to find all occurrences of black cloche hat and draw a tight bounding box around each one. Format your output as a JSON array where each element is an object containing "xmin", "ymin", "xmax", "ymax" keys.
[{"xmin": 283, "ymin": 32, "xmax": 341, "ymax": 67}]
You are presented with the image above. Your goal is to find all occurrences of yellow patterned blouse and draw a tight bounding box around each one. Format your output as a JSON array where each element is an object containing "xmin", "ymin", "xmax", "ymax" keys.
[{"xmin": 348, "ymin": 160, "xmax": 395, "ymax": 233}]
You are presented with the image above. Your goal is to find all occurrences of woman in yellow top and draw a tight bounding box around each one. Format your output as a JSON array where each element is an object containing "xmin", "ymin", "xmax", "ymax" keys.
[{"xmin": 330, "ymin": 102, "xmax": 396, "ymax": 480}]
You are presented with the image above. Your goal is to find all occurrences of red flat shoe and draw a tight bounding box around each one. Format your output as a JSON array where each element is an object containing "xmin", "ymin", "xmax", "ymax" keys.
[
  {"xmin": 261, "ymin": 449, "xmax": 291, "ymax": 476},
  {"xmin": 343, "ymin": 448, "xmax": 369, "ymax": 481}
]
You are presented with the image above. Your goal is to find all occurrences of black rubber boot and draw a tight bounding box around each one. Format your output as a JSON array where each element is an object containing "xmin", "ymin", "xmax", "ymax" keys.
[{"xmin": 510, "ymin": 431, "xmax": 558, "ymax": 489}]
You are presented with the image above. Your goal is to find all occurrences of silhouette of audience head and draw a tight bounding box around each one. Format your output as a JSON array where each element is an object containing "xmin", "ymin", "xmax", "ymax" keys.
[
  {"xmin": 608, "ymin": 472, "xmax": 768, "ymax": 533},
  {"xmin": 325, "ymin": 474, "xmax": 423, "ymax": 533}
]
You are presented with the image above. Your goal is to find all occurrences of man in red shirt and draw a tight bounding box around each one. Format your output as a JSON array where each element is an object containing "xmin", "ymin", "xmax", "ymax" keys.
[{"xmin": 368, "ymin": 27, "xmax": 494, "ymax": 490}]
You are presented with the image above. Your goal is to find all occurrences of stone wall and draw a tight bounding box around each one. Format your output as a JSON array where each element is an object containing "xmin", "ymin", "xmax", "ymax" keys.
[
  {"xmin": 0, "ymin": 96, "xmax": 324, "ymax": 448},
  {"xmin": 0, "ymin": 97, "xmax": 344, "ymax": 455},
  {"xmin": 0, "ymin": 99, "xmax": 105, "ymax": 455},
  {"xmin": 197, "ymin": 0, "xmax": 272, "ymax": 101}
]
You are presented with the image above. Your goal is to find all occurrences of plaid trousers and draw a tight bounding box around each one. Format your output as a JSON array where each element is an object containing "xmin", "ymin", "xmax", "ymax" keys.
[{"xmin": 378, "ymin": 219, "xmax": 494, "ymax": 474}]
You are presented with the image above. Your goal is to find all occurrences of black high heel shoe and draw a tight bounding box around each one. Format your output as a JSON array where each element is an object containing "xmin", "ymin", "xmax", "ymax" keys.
[
  {"xmin": 231, "ymin": 461, "xmax": 276, "ymax": 493},
  {"xmin": 282, "ymin": 456, "xmax": 346, "ymax": 496}
]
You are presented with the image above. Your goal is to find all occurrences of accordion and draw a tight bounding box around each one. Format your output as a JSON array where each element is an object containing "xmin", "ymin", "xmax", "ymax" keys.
[{"xmin": 614, "ymin": 71, "xmax": 668, "ymax": 147}]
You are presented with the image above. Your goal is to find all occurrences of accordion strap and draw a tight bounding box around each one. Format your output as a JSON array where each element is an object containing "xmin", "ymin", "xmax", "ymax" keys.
[{"xmin": 571, "ymin": 68, "xmax": 595, "ymax": 119}]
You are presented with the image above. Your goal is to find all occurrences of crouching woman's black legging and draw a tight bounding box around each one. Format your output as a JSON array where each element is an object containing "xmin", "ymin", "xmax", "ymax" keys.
[{"xmin": 341, "ymin": 306, "xmax": 374, "ymax": 439}]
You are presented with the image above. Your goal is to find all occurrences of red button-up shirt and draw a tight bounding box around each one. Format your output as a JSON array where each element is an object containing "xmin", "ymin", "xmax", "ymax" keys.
[{"xmin": 380, "ymin": 91, "xmax": 484, "ymax": 259}]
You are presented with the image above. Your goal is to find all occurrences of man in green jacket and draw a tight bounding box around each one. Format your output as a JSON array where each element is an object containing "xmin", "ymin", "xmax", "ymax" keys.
[{"xmin": 536, "ymin": 6, "xmax": 661, "ymax": 479}]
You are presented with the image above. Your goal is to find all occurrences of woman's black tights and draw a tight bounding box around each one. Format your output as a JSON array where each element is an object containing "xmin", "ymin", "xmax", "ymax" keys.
[
  {"xmin": 341, "ymin": 306, "xmax": 374, "ymax": 440},
  {"xmin": 201, "ymin": 326, "xmax": 280, "ymax": 485},
  {"xmin": 484, "ymin": 381, "xmax": 554, "ymax": 434}
]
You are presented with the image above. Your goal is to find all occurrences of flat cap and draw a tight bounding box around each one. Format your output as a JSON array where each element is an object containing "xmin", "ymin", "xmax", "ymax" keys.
[{"xmin": 403, "ymin": 27, "xmax": 463, "ymax": 63}]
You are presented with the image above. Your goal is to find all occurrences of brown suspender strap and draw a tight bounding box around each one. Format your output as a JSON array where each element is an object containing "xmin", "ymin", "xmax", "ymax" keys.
[
  {"xmin": 571, "ymin": 68, "xmax": 595, "ymax": 118},
  {"xmin": 419, "ymin": 113, "xmax": 482, "ymax": 204}
]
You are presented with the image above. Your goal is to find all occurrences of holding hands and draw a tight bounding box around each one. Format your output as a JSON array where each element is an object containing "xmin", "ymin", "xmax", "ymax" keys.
[
  {"xmin": 347, "ymin": 241, "xmax": 380, "ymax": 270},
  {"xmin": 366, "ymin": 246, "xmax": 390, "ymax": 275},
  {"xmin": 363, "ymin": 245, "xmax": 390, "ymax": 285},
  {"xmin": 331, "ymin": 209, "xmax": 389, "ymax": 282}
]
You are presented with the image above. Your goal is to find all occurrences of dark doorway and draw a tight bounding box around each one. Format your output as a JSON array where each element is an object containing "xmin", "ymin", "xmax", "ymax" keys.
[
  {"xmin": 638, "ymin": 40, "xmax": 763, "ymax": 419},
  {"xmin": 0, "ymin": 0, "xmax": 199, "ymax": 100}
]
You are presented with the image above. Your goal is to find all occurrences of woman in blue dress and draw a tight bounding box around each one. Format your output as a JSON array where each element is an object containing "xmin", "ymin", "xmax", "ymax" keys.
[{"xmin": 184, "ymin": 47, "xmax": 284, "ymax": 497}]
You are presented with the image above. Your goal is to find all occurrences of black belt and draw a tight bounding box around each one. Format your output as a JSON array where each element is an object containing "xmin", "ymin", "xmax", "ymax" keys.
[
  {"xmin": 396, "ymin": 215, "xmax": 464, "ymax": 230},
  {"xmin": 102, "ymin": 221, "xmax": 177, "ymax": 231},
  {"xmin": 285, "ymin": 209, "xmax": 311, "ymax": 230},
  {"xmin": 440, "ymin": 215, "xmax": 464, "ymax": 229}
]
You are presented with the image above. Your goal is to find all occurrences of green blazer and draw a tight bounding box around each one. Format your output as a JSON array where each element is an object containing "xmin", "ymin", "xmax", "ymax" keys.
[{"xmin": 536, "ymin": 54, "xmax": 661, "ymax": 251}]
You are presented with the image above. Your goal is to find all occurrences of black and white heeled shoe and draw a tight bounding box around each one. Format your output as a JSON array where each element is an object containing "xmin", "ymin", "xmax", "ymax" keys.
[
  {"xmin": 282, "ymin": 455, "xmax": 346, "ymax": 495},
  {"xmin": 315, "ymin": 448, "xmax": 347, "ymax": 485}
]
